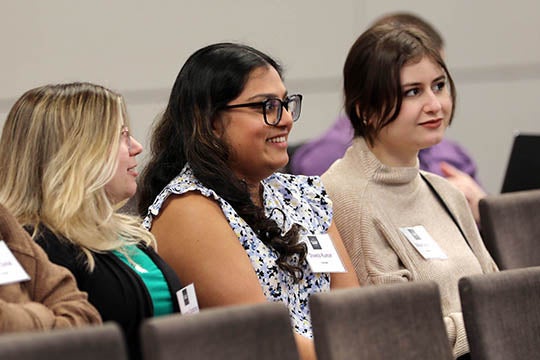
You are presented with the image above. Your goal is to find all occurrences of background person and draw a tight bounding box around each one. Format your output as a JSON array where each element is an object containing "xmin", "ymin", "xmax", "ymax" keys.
[
  {"xmin": 138, "ymin": 43, "xmax": 359, "ymax": 360},
  {"xmin": 322, "ymin": 23, "xmax": 498, "ymax": 359}
]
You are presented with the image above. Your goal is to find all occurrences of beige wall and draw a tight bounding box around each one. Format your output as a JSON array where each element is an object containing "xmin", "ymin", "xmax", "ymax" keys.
[{"xmin": 1, "ymin": 0, "xmax": 539, "ymax": 193}]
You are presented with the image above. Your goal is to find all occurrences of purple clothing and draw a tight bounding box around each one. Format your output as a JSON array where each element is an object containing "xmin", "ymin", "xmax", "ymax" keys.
[{"xmin": 290, "ymin": 114, "xmax": 480, "ymax": 182}]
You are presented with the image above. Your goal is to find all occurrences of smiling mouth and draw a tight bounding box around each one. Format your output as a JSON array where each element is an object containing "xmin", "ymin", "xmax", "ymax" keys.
[{"xmin": 267, "ymin": 136, "xmax": 287, "ymax": 143}]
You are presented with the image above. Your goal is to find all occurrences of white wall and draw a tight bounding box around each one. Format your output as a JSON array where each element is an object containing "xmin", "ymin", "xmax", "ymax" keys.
[{"xmin": 1, "ymin": 0, "xmax": 539, "ymax": 194}]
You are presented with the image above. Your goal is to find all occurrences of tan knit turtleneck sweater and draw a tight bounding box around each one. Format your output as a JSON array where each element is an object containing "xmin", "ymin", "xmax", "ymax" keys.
[{"xmin": 322, "ymin": 138, "xmax": 498, "ymax": 358}]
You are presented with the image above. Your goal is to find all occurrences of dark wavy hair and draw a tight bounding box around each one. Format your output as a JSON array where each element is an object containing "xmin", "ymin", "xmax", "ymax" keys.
[
  {"xmin": 343, "ymin": 23, "xmax": 456, "ymax": 146},
  {"xmin": 138, "ymin": 42, "xmax": 306, "ymax": 281}
]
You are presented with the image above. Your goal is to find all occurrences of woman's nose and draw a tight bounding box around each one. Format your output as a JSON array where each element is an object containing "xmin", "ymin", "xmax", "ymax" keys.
[
  {"xmin": 423, "ymin": 91, "xmax": 443, "ymax": 113},
  {"xmin": 129, "ymin": 136, "xmax": 143, "ymax": 156}
]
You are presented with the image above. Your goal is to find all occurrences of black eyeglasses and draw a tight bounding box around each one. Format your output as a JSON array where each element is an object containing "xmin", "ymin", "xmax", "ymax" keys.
[{"xmin": 221, "ymin": 94, "xmax": 303, "ymax": 126}]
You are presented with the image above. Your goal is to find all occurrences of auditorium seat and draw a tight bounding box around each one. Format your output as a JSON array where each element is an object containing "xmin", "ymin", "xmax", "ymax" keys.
[
  {"xmin": 310, "ymin": 281, "xmax": 453, "ymax": 360},
  {"xmin": 479, "ymin": 189, "xmax": 540, "ymax": 269},
  {"xmin": 140, "ymin": 302, "xmax": 299, "ymax": 360},
  {"xmin": 459, "ymin": 267, "xmax": 540, "ymax": 360},
  {"xmin": 0, "ymin": 322, "xmax": 127, "ymax": 360}
]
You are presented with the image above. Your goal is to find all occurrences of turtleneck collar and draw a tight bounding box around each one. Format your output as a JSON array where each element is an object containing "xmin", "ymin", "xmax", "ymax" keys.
[{"xmin": 349, "ymin": 137, "xmax": 420, "ymax": 186}]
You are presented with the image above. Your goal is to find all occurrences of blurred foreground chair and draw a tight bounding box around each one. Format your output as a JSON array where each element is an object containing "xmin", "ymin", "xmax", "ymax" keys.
[
  {"xmin": 310, "ymin": 281, "xmax": 453, "ymax": 360},
  {"xmin": 0, "ymin": 322, "xmax": 127, "ymax": 360},
  {"xmin": 479, "ymin": 189, "xmax": 540, "ymax": 269},
  {"xmin": 459, "ymin": 267, "xmax": 540, "ymax": 360},
  {"xmin": 140, "ymin": 302, "xmax": 299, "ymax": 360}
]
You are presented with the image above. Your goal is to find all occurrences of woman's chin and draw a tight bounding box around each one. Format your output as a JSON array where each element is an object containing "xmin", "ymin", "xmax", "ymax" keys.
[{"xmin": 422, "ymin": 133, "xmax": 445, "ymax": 149}]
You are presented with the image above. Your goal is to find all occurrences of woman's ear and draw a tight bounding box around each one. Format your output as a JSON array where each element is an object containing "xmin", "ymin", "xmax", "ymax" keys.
[
  {"xmin": 355, "ymin": 103, "xmax": 369, "ymax": 126},
  {"xmin": 211, "ymin": 115, "xmax": 225, "ymax": 138}
]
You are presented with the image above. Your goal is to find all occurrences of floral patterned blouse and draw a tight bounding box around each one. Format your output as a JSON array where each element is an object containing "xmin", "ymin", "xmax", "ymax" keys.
[{"xmin": 143, "ymin": 164, "xmax": 332, "ymax": 338}]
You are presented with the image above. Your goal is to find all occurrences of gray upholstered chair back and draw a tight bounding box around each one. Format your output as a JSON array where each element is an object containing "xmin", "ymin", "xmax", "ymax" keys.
[
  {"xmin": 0, "ymin": 322, "xmax": 127, "ymax": 360},
  {"xmin": 140, "ymin": 302, "xmax": 299, "ymax": 360},
  {"xmin": 310, "ymin": 281, "xmax": 453, "ymax": 360},
  {"xmin": 479, "ymin": 189, "xmax": 540, "ymax": 269},
  {"xmin": 459, "ymin": 267, "xmax": 540, "ymax": 360}
]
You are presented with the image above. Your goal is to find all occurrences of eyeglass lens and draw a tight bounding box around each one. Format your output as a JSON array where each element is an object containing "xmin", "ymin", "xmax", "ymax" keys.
[{"xmin": 263, "ymin": 95, "xmax": 302, "ymax": 125}]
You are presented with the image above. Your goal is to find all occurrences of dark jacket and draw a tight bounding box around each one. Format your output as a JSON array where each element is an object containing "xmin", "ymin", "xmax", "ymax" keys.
[{"xmin": 33, "ymin": 226, "xmax": 182, "ymax": 360}]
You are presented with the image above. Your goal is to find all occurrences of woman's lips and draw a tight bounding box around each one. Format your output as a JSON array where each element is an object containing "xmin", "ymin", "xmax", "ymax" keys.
[{"xmin": 419, "ymin": 118, "xmax": 442, "ymax": 129}]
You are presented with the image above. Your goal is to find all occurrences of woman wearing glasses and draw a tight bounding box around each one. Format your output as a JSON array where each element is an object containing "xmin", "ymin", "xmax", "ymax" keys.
[
  {"xmin": 0, "ymin": 82, "xmax": 182, "ymax": 360},
  {"xmin": 138, "ymin": 42, "xmax": 358, "ymax": 360}
]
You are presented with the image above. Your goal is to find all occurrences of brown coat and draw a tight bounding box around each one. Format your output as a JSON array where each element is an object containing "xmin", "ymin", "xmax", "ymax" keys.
[{"xmin": 0, "ymin": 203, "xmax": 101, "ymax": 332}]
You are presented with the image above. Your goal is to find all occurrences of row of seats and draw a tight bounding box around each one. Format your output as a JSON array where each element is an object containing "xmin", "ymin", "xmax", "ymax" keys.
[
  {"xmin": 312, "ymin": 266, "xmax": 540, "ymax": 360},
  {"xmin": 2, "ymin": 266, "xmax": 539, "ymax": 359}
]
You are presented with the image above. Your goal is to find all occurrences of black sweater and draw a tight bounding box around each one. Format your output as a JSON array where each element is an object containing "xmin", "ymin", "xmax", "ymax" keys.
[{"xmin": 33, "ymin": 226, "xmax": 182, "ymax": 360}]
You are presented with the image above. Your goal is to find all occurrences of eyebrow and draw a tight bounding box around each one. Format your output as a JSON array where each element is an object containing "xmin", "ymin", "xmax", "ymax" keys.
[
  {"xmin": 245, "ymin": 91, "xmax": 289, "ymax": 102},
  {"xmin": 402, "ymin": 74, "xmax": 447, "ymax": 88}
]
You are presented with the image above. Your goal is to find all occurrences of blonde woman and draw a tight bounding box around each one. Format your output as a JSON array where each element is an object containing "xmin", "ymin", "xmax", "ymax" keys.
[{"xmin": 0, "ymin": 82, "xmax": 182, "ymax": 359}]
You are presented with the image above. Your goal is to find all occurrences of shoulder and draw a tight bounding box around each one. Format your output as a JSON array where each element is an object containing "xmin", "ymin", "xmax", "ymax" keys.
[
  {"xmin": 150, "ymin": 190, "xmax": 230, "ymax": 239},
  {"xmin": 420, "ymin": 171, "xmax": 472, "ymax": 219},
  {"xmin": 421, "ymin": 171, "xmax": 465, "ymax": 200},
  {"xmin": 34, "ymin": 227, "xmax": 70, "ymax": 252},
  {"xmin": 143, "ymin": 165, "xmax": 224, "ymax": 229},
  {"xmin": 322, "ymin": 158, "xmax": 352, "ymax": 186},
  {"xmin": 323, "ymin": 154, "xmax": 369, "ymax": 198},
  {"xmin": 0, "ymin": 204, "xmax": 34, "ymax": 256},
  {"xmin": 323, "ymin": 167, "xmax": 370, "ymax": 221},
  {"xmin": 159, "ymin": 191, "xmax": 225, "ymax": 220},
  {"xmin": 33, "ymin": 226, "xmax": 87, "ymax": 273}
]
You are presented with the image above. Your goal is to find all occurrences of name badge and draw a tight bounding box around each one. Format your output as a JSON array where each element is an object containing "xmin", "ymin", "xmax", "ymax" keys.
[
  {"xmin": 176, "ymin": 283, "xmax": 200, "ymax": 315},
  {"xmin": 302, "ymin": 234, "xmax": 346, "ymax": 273},
  {"xmin": 399, "ymin": 226, "xmax": 448, "ymax": 260},
  {"xmin": 0, "ymin": 240, "xmax": 30, "ymax": 285}
]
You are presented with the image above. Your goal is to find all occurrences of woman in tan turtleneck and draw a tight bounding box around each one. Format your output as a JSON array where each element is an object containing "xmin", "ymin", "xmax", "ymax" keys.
[{"xmin": 322, "ymin": 22, "xmax": 498, "ymax": 360}]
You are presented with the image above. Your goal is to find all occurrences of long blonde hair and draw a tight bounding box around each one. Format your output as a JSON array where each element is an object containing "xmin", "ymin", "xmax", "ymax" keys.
[{"xmin": 0, "ymin": 82, "xmax": 154, "ymax": 270}]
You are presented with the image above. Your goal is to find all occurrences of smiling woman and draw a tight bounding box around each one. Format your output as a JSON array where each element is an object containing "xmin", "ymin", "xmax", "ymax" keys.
[
  {"xmin": 321, "ymin": 22, "xmax": 498, "ymax": 360},
  {"xmin": 211, "ymin": 66, "xmax": 294, "ymax": 187},
  {"xmin": 137, "ymin": 42, "xmax": 359, "ymax": 360}
]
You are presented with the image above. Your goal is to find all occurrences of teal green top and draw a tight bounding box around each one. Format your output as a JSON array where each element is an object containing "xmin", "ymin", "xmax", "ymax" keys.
[{"xmin": 113, "ymin": 245, "xmax": 174, "ymax": 316}]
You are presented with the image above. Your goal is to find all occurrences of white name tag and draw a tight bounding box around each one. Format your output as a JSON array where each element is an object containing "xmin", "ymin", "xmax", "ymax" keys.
[
  {"xmin": 176, "ymin": 283, "xmax": 199, "ymax": 315},
  {"xmin": 399, "ymin": 226, "xmax": 448, "ymax": 260},
  {"xmin": 0, "ymin": 240, "xmax": 30, "ymax": 285},
  {"xmin": 302, "ymin": 234, "xmax": 346, "ymax": 273}
]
